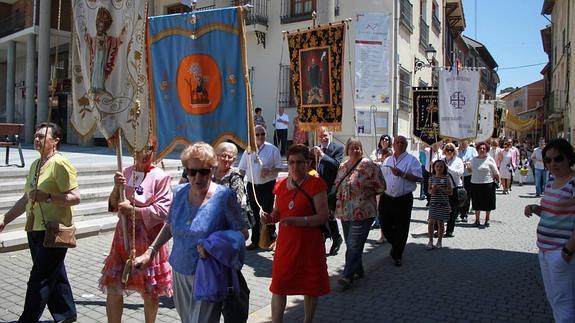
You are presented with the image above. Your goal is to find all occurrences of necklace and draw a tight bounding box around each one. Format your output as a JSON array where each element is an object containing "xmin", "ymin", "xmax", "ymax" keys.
[{"xmin": 288, "ymin": 176, "xmax": 308, "ymax": 210}]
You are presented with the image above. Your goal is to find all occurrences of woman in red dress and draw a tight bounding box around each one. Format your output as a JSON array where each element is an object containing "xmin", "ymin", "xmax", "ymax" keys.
[{"xmin": 261, "ymin": 144, "xmax": 329, "ymax": 323}]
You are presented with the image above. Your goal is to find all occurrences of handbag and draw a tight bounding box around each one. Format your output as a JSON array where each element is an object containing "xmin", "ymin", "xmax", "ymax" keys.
[
  {"xmin": 292, "ymin": 179, "xmax": 331, "ymax": 238},
  {"xmin": 447, "ymin": 173, "xmax": 467, "ymax": 209},
  {"xmin": 39, "ymin": 204, "xmax": 77, "ymax": 248}
]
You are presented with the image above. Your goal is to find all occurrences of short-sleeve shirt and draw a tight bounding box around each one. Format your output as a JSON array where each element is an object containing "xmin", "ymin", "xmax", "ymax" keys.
[
  {"xmin": 166, "ymin": 184, "xmax": 243, "ymax": 275},
  {"xmin": 238, "ymin": 142, "xmax": 282, "ymax": 184},
  {"xmin": 25, "ymin": 154, "xmax": 78, "ymax": 231},
  {"xmin": 381, "ymin": 152, "xmax": 422, "ymax": 197},
  {"xmin": 537, "ymin": 175, "xmax": 575, "ymax": 251},
  {"xmin": 458, "ymin": 146, "xmax": 478, "ymax": 176}
]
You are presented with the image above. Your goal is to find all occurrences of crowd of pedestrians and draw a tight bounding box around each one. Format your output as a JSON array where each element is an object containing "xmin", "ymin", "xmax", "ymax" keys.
[{"xmin": 0, "ymin": 121, "xmax": 573, "ymax": 323}]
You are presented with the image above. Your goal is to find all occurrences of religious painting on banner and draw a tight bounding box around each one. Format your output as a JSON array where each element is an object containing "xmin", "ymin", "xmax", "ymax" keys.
[
  {"xmin": 71, "ymin": 1, "xmax": 150, "ymax": 151},
  {"xmin": 438, "ymin": 68, "xmax": 480, "ymax": 139},
  {"xmin": 287, "ymin": 24, "xmax": 345, "ymax": 131},
  {"xmin": 476, "ymin": 100, "xmax": 495, "ymax": 143},
  {"xmin": 147, "ymin": 7, "xmax": 254, "ymax": 159},
  {"xmin": 412, "ymin": 87, "xmax": 440, "ymax": 145}
]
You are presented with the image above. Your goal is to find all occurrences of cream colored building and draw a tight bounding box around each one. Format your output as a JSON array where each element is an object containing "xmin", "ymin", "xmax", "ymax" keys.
[{"xmin": 541, "ymin": 0, "xmax": 574, "ymax": 142}]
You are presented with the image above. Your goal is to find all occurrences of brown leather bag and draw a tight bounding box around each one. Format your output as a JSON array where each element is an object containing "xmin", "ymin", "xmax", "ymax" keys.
[{"xmin": 43, "ymin": 221, "xmax": 77, "ymax": 248}]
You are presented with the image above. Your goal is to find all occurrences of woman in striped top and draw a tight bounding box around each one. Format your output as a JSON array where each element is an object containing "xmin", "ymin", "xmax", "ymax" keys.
[{"xmin": 524, "ymin": 138, "xmax": 575, "ymax": 323}]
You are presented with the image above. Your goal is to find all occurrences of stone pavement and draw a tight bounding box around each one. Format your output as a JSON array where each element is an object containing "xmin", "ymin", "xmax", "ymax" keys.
[{"xmin": 0, "ymin": 182, "xmax": 554, "ymax": 322}]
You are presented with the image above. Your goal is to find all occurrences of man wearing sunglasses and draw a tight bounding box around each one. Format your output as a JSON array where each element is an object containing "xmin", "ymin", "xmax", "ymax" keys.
[
  {"xmin": 531, "ymin": 138, "xmax": 548, "ymax": 197},
  {"xmin": 238, "ymin": 125, "xmax": 283, "ymax": 250}
]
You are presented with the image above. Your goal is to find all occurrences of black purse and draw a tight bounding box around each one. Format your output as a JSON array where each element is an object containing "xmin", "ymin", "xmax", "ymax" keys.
[{"xmin": 447, "ymin": 173, "xmax": 467, "ymax": 209}]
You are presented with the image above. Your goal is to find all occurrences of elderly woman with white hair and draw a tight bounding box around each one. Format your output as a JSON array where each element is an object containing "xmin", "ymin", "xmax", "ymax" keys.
[{"xmin": 134, "ymin": 142, "xmax": 245, "ymax": 323}]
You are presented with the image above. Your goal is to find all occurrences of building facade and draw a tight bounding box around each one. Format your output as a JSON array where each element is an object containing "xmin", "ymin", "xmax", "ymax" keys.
[
  {"xmin": 0, "ymin": 0, "xmax": 496, "ymax": 154},
  {"xmin": 541, "ymin": 0, "xmax": 574, "ymax": 142},
  {"xmin": 501, "ymin": 79, "xmax": 545, "ymax": 140}
]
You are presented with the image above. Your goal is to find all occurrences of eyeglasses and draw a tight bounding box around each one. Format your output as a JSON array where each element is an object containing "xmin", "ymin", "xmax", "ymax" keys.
[
  {"xmin": 288, "ymin": 160, "xmax": 307, "ymax": 166},
  {"xmin": 186, "ymin": 168, "xmax": 212, "ymax": 176},
  {"xmin": 219, "ymin": 153, "xmax": 235, "ymax": 160},
  {"xmin": 255, "ymin": 133, "xmax": 265, "ymax": 137},
  {"xmin": 544, "ymin": 155, "xmax": 565, "ymax": 164}
]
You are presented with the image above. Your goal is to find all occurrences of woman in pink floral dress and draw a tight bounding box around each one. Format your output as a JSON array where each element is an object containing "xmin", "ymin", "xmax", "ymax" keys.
[
  {"xmin": 334, "ymin": 138, "xmax": 385, "ymax": 290},
  {"xmin": 100, "ymin": 138, "xmax": 173, "ymax": 323}
]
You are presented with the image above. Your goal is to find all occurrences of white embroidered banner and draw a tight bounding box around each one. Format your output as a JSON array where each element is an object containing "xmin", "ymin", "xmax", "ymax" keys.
[
  {"xmin": 476, "ymin": 100, "xmax": 495, "ymax": 142},
  {"xmin": 438, "ymin": 68, "xmax": 480, "ymax": 139},
  {"xmin": 71, "ymin": 0, "xmax": 149, "ymax": 151}
]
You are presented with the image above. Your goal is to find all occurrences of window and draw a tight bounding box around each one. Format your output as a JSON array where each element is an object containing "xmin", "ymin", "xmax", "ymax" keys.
[
  {"xmin": 400, "ymin": 0, "xmax": 413, "ymax": 32},
  {"xmin": 399, "ymin": 67, "xmax": 412, "ymax": 111},
  {"xmin": 281, "ymin": 0, "xmax": 316, "ymax": 23},
  {"xmin": 420, "ymin": 0, "xmax": 427, "ymax": 19},
  {"xmin": 431, "ymin": 1, "xmax": 440, "ymax": 34},
  {"xmin": 278, "ymin": 65, "xmax": 295, "ymax": 108}
]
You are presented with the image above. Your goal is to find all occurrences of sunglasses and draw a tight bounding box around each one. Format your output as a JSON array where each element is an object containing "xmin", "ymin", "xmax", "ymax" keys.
[
  {"xmin": 544, "ymin": 155, "xmax": 565, "ymax": 163},
  {"xmin": 444, "ymin": 148, "xmax": 454, "ymax": 152},
  {"xmin": 255, "ymin": 133, "xmax": 266, "ymax": 137},
  {"xmin": 186, "ymin": 168, "xmax": 212, "ymax": 176}
]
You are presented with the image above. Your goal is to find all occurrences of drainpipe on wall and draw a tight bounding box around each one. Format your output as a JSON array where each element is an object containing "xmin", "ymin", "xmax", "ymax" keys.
[{"xmin": 392, "ymin": 0, "xmax": 399, "ymax": 137}]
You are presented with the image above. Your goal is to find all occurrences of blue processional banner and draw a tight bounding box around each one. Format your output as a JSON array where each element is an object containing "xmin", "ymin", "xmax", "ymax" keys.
[{"xmin": 148, "ymin": 7, "xmax": 254, "ymax": 159}]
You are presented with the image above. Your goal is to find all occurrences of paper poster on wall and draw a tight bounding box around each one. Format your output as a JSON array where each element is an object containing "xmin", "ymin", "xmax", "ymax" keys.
[{"xmin": 354, "ymin": 12, "xmax": 391, "ymax": 104}]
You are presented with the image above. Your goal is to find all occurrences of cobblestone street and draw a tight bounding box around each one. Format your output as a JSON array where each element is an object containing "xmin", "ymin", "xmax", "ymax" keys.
[{"xmin": 0, "ymin": 184, "xmax": 553, "ymax": 322}]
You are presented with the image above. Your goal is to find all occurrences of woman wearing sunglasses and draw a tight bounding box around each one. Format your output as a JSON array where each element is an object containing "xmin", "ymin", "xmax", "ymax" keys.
[
  {"xmin": 134, "ymin": 142, "xmax": 244, "ymax": 322},
  {"xmin": 102, "ymin": 137, "xmax": 173, "ymax": 323},
  {"xmin": 524, "ymin": 138, "xmax": 575, "ymax": 323}
]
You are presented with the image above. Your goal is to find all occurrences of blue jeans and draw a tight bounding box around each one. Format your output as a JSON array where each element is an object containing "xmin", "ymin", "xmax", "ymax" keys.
[
  {"xmin": 534, "ymin": 168, "xmax": 549, "ymax": 196},
  {"xmin": 341, "ymin": 218, "xmax": 373, "ymax": 279}
]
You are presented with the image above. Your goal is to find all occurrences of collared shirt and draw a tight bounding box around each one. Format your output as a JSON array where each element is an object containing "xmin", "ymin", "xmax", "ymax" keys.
[
  {"xmin": 458, "ymin": 146, "xmax": 478, "ymax": 176},
  {"xmin": 238, "ymin": 141, "xmax": 282, "ymax": 184},
  {"xmin": 532, "ymin": 147, "xmax": 545, "ymax": 169},
  {"xmin": 275, "ymin": 113, "xmax": 289, "ymax": 130},
  {"xmin": 381, "ymin": 152, "xmax": 422, "ymax": 197}
]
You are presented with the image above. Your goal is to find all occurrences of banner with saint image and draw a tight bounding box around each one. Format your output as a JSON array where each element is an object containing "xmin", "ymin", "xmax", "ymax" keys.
[
  {"xmin": 412, "ymin": 87, "xmax": 440, "ymax": 145},
  {"xmin": 287, "ymin": 24, "xmax": 345, "ymax": 131},
  {"xmin": 71, "ymin": 0, "xmax": 150, "ymax": 151}
]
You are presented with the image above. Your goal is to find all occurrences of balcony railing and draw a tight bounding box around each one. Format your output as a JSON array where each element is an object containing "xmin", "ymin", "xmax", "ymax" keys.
[
  {"xmin": 432, "ymin": 14, "xmax": 440, "ymax": 34},
  {"xmin": 234, "ymin": 0, "xmax": 268, "ymax": 27},
  {"xmin": 400, "ymin": 0, "xmax": 413, "ymax": 32},
  {"xmin": 0, "ymin": 12, "xmax": 26, "ymax": 39},
  {"xmin": 419, "ymin": 17, "xmax": 429, "ymax": 49}
]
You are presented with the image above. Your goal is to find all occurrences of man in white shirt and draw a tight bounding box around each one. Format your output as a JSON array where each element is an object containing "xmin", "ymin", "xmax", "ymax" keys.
[
  {"xmin": 239, "ymin": 125, "xmax": 283, "ymax": 250},
  {"xmin": 273, "ymin": 107, "xmax": 290, "ymax": 156},
  {"xmin": 379, "ymin": 136, "xmax": 422, "ymax": 267},
  {"xmin": 531, "ymin": 138, "xmax": 548, "ymax": 197}
]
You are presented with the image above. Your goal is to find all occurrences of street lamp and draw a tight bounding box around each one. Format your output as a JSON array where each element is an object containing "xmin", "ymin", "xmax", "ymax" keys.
[{"xmin": 414, "ymin": 44, "xmax": 437, "ymax": 72}]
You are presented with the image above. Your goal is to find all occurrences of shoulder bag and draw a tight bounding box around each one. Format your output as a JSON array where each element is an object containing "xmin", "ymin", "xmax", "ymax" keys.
[
  {"xmin": 39, "ymin": 204, "xmax": 77, "ymax": 248},
  {"xmin": 447, "ymin": 172, "xmax": 467, "ymax": 209}
]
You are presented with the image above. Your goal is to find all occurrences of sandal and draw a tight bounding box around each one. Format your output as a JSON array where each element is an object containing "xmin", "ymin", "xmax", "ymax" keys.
[
  {"xmin": 426, "ymin": 241, "xmax": 434, "ymax": 250},
  {"xmin": 435, "ymin": 241, "xmax": 442, "ymax": 249}
]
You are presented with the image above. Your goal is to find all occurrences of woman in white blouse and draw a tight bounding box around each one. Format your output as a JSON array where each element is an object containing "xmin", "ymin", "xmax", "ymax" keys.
[{"xmin": 466, "ymin": 142, "xmax": 500, "ymax": 227}]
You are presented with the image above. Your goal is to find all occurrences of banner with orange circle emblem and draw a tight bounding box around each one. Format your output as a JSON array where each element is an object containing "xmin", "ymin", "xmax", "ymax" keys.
[{"xmin": 148, "ymin": 6, "xmax": 254, "ymax": 159}]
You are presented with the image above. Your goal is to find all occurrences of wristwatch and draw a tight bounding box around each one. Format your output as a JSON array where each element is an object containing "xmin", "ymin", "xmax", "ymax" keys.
[
  {"xmin": 562, "ymin": 246, "xmax": 573, "ymax": 256},
  {"xmin": 46, "ymin": 193, "xmax": 52, "ymax": 203}
]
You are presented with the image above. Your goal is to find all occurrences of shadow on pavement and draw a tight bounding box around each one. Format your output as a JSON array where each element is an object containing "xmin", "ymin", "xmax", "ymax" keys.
[{"xmin": 279, "ymin": 244, "xmax": 552, "ymax": 322}]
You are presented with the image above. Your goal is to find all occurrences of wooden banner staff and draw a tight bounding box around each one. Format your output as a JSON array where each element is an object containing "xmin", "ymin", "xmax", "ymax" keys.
[
  {"xmin": 281, "ymin": 18, "xmax": 352, "ymax": 35},
  {"xmin": 121, "ymin": 0, "xmax": 149, "ymax": 284}
]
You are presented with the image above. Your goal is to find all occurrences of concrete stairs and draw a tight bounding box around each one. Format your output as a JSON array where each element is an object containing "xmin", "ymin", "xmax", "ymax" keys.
[{"xmin": 0, "ymin": 160, "xmax": 184, "ymax": 252}]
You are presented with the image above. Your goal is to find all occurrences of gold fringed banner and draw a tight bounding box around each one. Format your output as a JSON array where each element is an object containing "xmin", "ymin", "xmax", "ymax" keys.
[
  {"xmin": 505, "ymin": 111, "xmax": 537, "ymax": 131},
  {"xmin": 287, "ymin": 24, "xmax": 345, "ymax": 131}
]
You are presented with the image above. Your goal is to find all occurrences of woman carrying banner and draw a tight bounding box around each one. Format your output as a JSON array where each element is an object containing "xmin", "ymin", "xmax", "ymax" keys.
[
  {"xmin": 0, "ymin": 122, "xmax": 80, "ymax": 322},
  {"xmin": 100, "ymin": 137, "xmax": 173, "ymax": 323}
]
